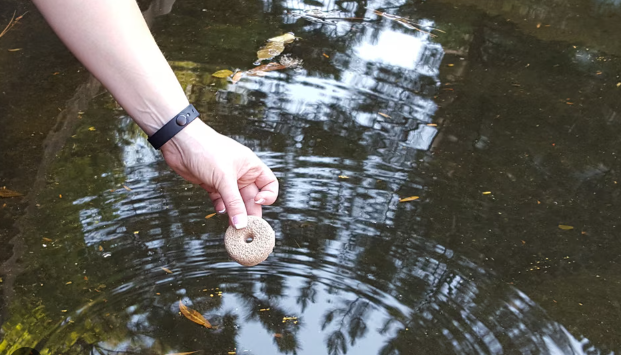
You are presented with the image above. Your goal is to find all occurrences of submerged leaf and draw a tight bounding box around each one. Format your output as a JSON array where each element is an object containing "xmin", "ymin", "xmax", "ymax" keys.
[
  {"xmin": 558, "ymin": 225, "xmax": 574, "ymax": 230},
  {"xmin": 212, "ymin": 69, "xmax": 233, "ymax": 78},
  {"xmin": 231, "ymin": 71, "xmax": 244, "ymax": 84},
  {"xmin": 0, "ymin": 188, "xmax": 23, "ymax": 198},
  {"xmin": 165, "ymin": 352, "xmax": 198, "ymax": 355},
  {"xmin": 162, "ymin": 267, "xmax": 173, "ymax": 274},
  {"xmin": 205, "ymin": 213, "xmax": 216, "ymax": 219},
  {"xmin": 399, "ymin": 196, "xmax": 419, "ymax": 202},
  {"xmin": 179, "ymin": 301, "xmax": 212, "ymax": 328}
]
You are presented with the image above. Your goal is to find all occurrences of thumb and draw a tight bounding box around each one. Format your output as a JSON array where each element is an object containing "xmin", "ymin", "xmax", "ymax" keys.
[{"xmin": 218, "ymin": 177, "xmax": 248, "ymax": 229}]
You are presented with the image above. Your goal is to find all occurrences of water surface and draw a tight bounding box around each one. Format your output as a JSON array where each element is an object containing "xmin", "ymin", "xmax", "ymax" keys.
[{"xmin": 1, "ymin": 0, "xmax": 621, "ymax": 354}]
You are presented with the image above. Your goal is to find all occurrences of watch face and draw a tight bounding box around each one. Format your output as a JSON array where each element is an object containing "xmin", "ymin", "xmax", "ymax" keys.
[{"xmin": 11, "ymin": 348, "xmax": 41, "ymax": 355}]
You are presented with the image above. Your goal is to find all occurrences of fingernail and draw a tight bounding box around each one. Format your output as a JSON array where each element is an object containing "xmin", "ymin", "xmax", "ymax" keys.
[
  {"xmin": 255, "ymin": 198, "xmax": 265, "ymax": 205},
  {"xmin": 232, "ymin": 214, "xmax": 247, "ymax": 229},
  {"xmin": 218, "ymin": 208, "xmax": 226, "ymax": 214}
]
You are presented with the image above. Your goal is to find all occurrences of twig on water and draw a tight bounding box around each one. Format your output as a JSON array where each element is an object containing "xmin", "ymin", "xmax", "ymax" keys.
[{"xmin": 0, "ymin": 11, "xmax": 27, "ymax": 39}]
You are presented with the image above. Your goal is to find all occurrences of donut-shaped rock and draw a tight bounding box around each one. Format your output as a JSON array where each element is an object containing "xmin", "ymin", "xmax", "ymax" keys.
[{"xmin": 224, "ymin": 216, "xmax": 275, "ymax": 266}]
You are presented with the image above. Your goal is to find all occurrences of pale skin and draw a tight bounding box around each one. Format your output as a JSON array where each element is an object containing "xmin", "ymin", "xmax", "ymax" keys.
[{"xmin": 32, "ymin": 0, "xmax": 279, "ymax": 229}]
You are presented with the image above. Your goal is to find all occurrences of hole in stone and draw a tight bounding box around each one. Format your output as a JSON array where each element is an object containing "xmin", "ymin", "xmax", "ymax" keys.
[{"xmin": 245, "ymin": 236, "xmax": 254, "ymax": 243}]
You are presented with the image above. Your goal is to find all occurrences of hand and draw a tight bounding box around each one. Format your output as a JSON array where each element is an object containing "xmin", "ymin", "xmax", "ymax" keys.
[{"xmin": 160, "ymin": 119, "xmax": 279, "ymax": 229}]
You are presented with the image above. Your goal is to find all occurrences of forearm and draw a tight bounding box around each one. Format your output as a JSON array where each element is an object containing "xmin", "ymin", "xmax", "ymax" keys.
[{"xmin": 33, "ymin": 0, "xmax": 188, "ymax": 135}]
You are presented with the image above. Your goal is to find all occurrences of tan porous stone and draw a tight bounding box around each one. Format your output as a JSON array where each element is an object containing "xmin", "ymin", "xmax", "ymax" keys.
[{"xmin": 224, "ymin": 216, "xmax": 275, "ymax": 266}]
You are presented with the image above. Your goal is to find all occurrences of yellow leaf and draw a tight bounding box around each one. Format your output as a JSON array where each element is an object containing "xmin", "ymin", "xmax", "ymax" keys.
[
  {"xmin": 59, "ymin": 194, "xmax": 62, "ymax": 198},
  {"xmin": 205, "ymin": 213, "xmax": 216, "ymax": 219},
  {"xmin": 338, "ymin": 175, "xmax": 349, "ymax": 179},
  {"xmin": 212, "ymin": 69, "xmax": 233, "ymax": 78},
  {"xmin": 161, "ymin": 267, "xmax": 173, "ymax": 274},
  {"xmin": 123, "ymin": 185, "xmax": 132, "ymax": 191},
  {"xmin": 66, "ymin": 282, "xmax": 72, "ymax": 285},
  {"xmin": 399, "ymin": 196, "xmax": 419, "ymax": 202},
  {"xmin": 88, "ymin": 127, "xmax": 96, "ymax": 131},
  {"xmin": 8, "ymin": 48, "xmax": 21, "ymax": 52},
  {"xmin": 558, "ymin": 225, "xmax": 574, "ymax": 230},
  {"xmin": 323, "ymin": 53, "xmax": 329, "ymax": 58},
  {"xmin": 267, "ymin": 32, "xmax": 296, "ymax": 44},
  {"xmin": 179, "ymin": 301, "xmax": 212, "ymax": 328},
  {"xmin": 165, "ymin": 352, "xmax": 199, "ymax": 355},
  {"xmin": 99, "ymin": 246, "xmax": 103, "ymax": 251},
  {"xmin": 0, "ymin": 188, "xmax": 23, "ymax": 198},
  {"xmin": 42, "ymin": 237, "xmax": 53, "ymax": 242},
  {"xmin": 427, "ymin": 123, "xmax": 438, "ymax": 127},
  {"xmin": 482, "ymin": 191, "xmax": 492, "ymax": 195},
  {"xmin": 378, "ymin": 112, "xmax": 391, "ymax": 118}
]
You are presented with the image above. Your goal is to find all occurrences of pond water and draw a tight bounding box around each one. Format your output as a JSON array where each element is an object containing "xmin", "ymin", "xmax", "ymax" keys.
[{"xmin": 1, "ymin": 0, "xmax": 621, "ymax": 354}]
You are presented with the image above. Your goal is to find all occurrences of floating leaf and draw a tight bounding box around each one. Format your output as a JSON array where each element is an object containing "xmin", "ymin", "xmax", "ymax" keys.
[
  {"xmin": 99, "ymin": 246, "xmax": 103, "ymax": 252},
  {"xmin": 427, "ymin": 123, "xmax": 438, "ymax": 127},
  {"xmin": 558, "ymin": 225, "xmax": 574, "ymax": 230},
  {"xmin": 338, "ymin": 175, "xmax": 349, "ymax": 179},
  {"xmin": 0, "ymin": 188, "xmax": 22, "ymax": 198},
  {"xmin": 323, "ymin": 53, "xmax": 329, "ymax": 58},
  {"xmin": 88, "ymin": 127, "xmax": 96, "ymax": 131},
  {"xmin": 42, "ymin": 237, "xmax": 53, "ymax": 242},
  {"xmin": 256, "ymin": 33, "xmax": 296, "ymax": 62},
  {"xmin": 482, "ymin": 191, "xmax": 492, "ymax": 195},
  {"xmin": 399, "ymin": 196, "xmax": 419, "ymax": 202},
  {"xmin": 212, "ymin": 69, "xmax": 233, "ymax": 78},
  {"xmin": 162, "ymin": 267, "xmax": 173, "ymax": 274},
  {"xmin": 8, "ymin": 48, "xmax": 21, "ymax": 52},
  {"xmin": 267, "ymin": 32, "xmax": 296, "ymax": 44},
  {"xmin": 179, "ymin": 301, "xmax": 212, "ymax": 328},
  {"xmin": 378, "ymin": 112, "xmax": 391, "ymax": 118},
  {"xmin": 123, "ymin": 185, "xmax": 131, "ymax": 191},
  {"xmin": 231, "ymin": 71, "xmax": 244, "ymax": 84},
  {"xmin": 165, "ymin": 352, "xmax": 199, "ymax": 355},
  {"xmin": 205, "ymin": 213, "xmax": 216, "ymax": 219}
]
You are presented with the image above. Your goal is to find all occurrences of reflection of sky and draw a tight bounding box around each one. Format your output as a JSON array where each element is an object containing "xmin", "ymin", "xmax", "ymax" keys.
[{"xmin": 356, "ymin": 30, "xmax": 424, "ymax": 70}]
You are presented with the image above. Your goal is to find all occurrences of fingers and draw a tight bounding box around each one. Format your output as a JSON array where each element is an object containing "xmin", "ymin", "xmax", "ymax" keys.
[
  {"xmin": 240, "ymin": 184, "xmax": 262, "ymax": 218},
  {"xmin": 200, "ymin": 184, "xmax": 226, "ymax": 214},
  {"xmin": 254, "ymin": 163, "xmax": 279, "ymax": 206},
  {"xmin": 218, "ymin": 177, "xmax": 248, "ymax": 229}
]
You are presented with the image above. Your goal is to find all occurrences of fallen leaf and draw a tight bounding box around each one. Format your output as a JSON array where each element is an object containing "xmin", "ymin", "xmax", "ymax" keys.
[
  {"xmin": 165, "ymin": 352, "xmax": 199, "ymax": 355},
  {"xmin": 0, "ymin": 188, "xmax": 23, "ymax": 198},
  {"xmin": 257, "ymin": 41, "xmax": 285, "ymax": 61},
  {"xmin": 558, "ymin": 225, "xmax": 574, "ymax": 230},
  {"xmin": 267, "ymin": 32, "xmax": 296, "ymax": 44},
  {"xmin": 323, "ymin": 53, "xmax": 329, "ymax": 58},
  {"xmin": 88, "ymin": 126, "xmax": 96, "ymax": 131},
  {"xmin": 259, "ymin": 308, "xmax": 270, "ymax": 312},
  {"xmin": 427, "ymin": 123, "xmax": 438, "ymax": 127},
  {"xmin": 84, "ymin": 276, "xmax": 88, "ymax": 281},
  {"xmin": 161, "ymin": 267, "xmax": 173, "ymax": 274},
  {"xmin": 66, "ymin": 281, "xmax": 72, "ymax": 285},
  {"xmin": 447, "ymin": 64, "xmax": 454, "ymax": 67},
  {"xmin": 212, "ymin": 69, "xmax": 233, "ymax": 78},
  {"xmin": 205, "ymin": 213, "xmax": 216, "ymax": 219},
  {"xmin": 247, "ymin": 62, "xmax": 287, "ymax": 76},
  {"xmin": 123, "ymin": 185, "xmax": 131, "ymax": 191},
  {"xmin": 231, "ymin": 71, "xmax": 244, "ymax": 84},
  {"xmin": 99, "ymin": 246, "xmax": 103, "ymax": 252},
  {"xmin": 617, "ymin": 82, "xmax": 621, "ymax": 87},
  {"xmin": 399, "ymin": 196, "xmax": 419, "ymax": 202},
  {"xmin": 8, "ymin": 48, "xmax": 21, "ymax": 52},
  {"xmin": 61, "ymin": 310, "xmax": 67, "ymax": 313},
  {"xmin": 179, "ymin": 301, "xmax": 212, "ymax": 328},
  {"xmin": 53, "ymin": 72, "xmax": 60, "ymax": 75},
  {"xmin": 133, "ymin": 231, "xmax": 139, "ymax": 234},
  {"xmin": 59, "ymin": 194, "xmax": 62, "ymax": 198},
  {"xmin": 378, "ymin": 112, "xmax": 391, "ymax": 118},
  {"xmin": 274, "ymin": 333, "xmax": 283, "ymax": 338},
  {"xmin": 42, "ymin": 238, "xmax": 53, "ymax": 242},
  {"xmin": 482, "ymin": 191, "xmax": 492, "ymax": 195},
  {"xmin": 338, "ymin": 175, "xmax": 349, "ymax": 179}
]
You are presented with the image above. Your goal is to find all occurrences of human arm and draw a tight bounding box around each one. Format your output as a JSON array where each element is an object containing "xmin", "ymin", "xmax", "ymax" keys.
[{"xmin": 32, "ymin": 0, "xmax": 278, "ymax": 229}]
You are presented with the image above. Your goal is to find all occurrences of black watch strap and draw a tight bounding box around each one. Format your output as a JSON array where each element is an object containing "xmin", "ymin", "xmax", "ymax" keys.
[{"xmin": 147, "ymin": 104, "xmax": 200, "ymax": 150}]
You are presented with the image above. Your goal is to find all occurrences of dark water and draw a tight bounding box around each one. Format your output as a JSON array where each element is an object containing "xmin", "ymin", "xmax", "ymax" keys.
[{"xmin": 2, "ymin": 0, "xmax": 621, "ymax": 354}]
